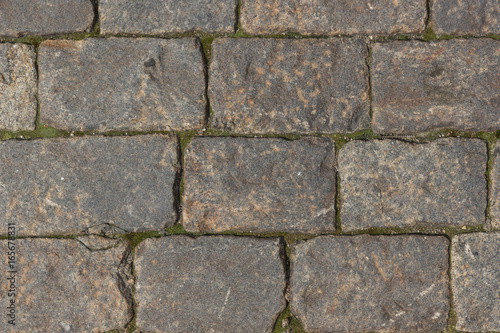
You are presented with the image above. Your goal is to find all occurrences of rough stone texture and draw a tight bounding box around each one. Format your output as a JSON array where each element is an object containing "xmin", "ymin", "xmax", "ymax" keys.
[
  {"xmin": 100, "ymin": 0, "xmax": 236, "ymax": 34},
  {"xmin": 209, "ymin": 38, "xmax": 370, "ymax": 134},
  {"xmin": 339, "ymin": 139, "xmax": 487, "ymax": 231},
  {"xmin": 0, "ymin": 0, "xmax": 94, "ymax": 37},
  {"xmin": 0, "ymin": 43, "xmax": 37, "ymax": 131},
  {"xmin": 240, "ymin": 0, "xmax": 426, "ymax": 35},
  {"xmin": 432, "ymin": 0, "xmax": 500, "ymax": 35},
  {"xmin": 183, "ymin": 137, "xmax": 336, "ymax": 233},
  {"xmin": 135, "ymin": 236, "xmax": 286, "ymax": 333},
  {"xmin": 0, "ymin": 135, "xmax": 178, "ymax": 236},
  {"xmin": 372, "ymin": 40, "xmax": 500, "ymax": 134},
  {"xmin": 0, "ymin": 238, "xmax": 131, "ymax": 332},
  {"xmin": 39, "ymin": 38, "xmax": 205, "ymax": 132},
  {"xmin": 452, "ymin": 233, "xmax": 500, "ymax": 332},
  {"xmin": 290, "ymin": 235, "xmax": 450, "ymax": 332},
  {"xmin": 491, "ymin": 143, "xmax": 500, "ymax": 230}
]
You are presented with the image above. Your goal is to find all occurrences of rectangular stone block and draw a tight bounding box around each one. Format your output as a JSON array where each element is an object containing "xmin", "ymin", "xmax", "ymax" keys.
[
  {"xmin": 452, "ymin": 233, "xmax": 500, "ymax": 332},
  {"xmin": 291, "ymin": 235, "xmax": 450, "ymax": 332},
  {"xmin": 491, "ymin": 143, "xmax": 500, "ymax": 230},
  {"xmin": 372, "ymin": 40, "xmax": 500, "ymax": 134},
  {"xmin": 0, "ymin": 0, "xmax": 94, "ymax": 37},
  {"xmin": 0, "ymin": 43, "xmax": 37, "ymax": 131},
  {"xmin": 100, "ymin": 0, "xmax": 236, "ymax": 34},
  {"xmin": 339, "ymin": 138, "xmax": 487, "ymax": 231},
  {"xmin": 39, "ymin": 38, "xmax": 206, "ymax": 132},
  {"xmin": 0, "ymin": 135, "xmax": 178, "ymax": 236},
  {"xmin": 209, "ymin": 38, "xmax": 370, "ymax": 134},
  {"xmin": 183, "ymin": 137, "xmax": 336, "ymax": 233},
  {"xmin": 241, "ymin": 0, "xmax": 426, "ymax": 35},
  {"xmin": 135, "ymin": 236, "xmax": 286, "ymax": 333}
]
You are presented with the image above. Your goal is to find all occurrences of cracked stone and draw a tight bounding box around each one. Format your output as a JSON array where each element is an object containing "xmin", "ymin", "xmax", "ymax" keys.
[{"xmin": 491, "ymin": 143, "xmax": 500, "ymax": 230}]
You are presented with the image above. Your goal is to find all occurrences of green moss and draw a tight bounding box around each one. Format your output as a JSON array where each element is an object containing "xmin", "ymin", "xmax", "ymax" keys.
[
  {"xmin": 272, "ymin": 306, "xmax": 307, "ymax": 333},
  {"xmin": 165, "ymin": 224, "xmax": 189, "ymax": 235},
  {"xmin": 122, "ymin": 231, "xmax": 162, "ymax": 250},
  {"xmin": 199, "ymin": 34, "xmax": 216, "ymax": 65},
  {"xmin": 422, "ymin": 27, "xmax": 437, "ymax": 41},
  {"xmin": 486, "ymin": 34, "xmax": 500, "ymax": 40}
]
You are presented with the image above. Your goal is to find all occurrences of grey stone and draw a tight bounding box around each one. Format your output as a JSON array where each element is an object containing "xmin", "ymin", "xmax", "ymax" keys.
[
  {"xmin": 240, "ymin": 0, "xmax": 426, "ymax": 35},
  {"xmin": 0, "ymin": 0, "xmax": 94, "ymax": 37},
  {"xmin": 432, "ymin": 0, "xmax": 500, "ymax": 35},
  {"xmin": 339, "ymin": 138, "xmax": 487, "ymax": 231},
  {"xmin": 290, "ymin": 235, "xmax": 450, "ymax": 332},
  {"xmin": 100, "ymin": 0, "xmax": 236, "ymax": 34},
  {"xmin": 491, "ymin": 143, "xmax": 500, "ymax": 230},
  {"xmin": 0, "ymin": 238, "xmax": 131, "ymax": 332},
  {"xmin": 182, "ymin": 137, "xmax": 336, "ymax": 233},
  {"xmin": 135, "ymin": 236, "xmax": 286, "ymax": 333},
  {"xmin": 0, "ymin": 135, "xmax": 178, "ymax": 236},
  {"xmin": 371, "ymin": 40, "xmax": 500, "ymax": 134},
  {"xmin": 0, "ymin": 43, "xmax": 37, "ymax": 131},
  {"xmin": 39, "ymin": 38, "xmax": 206, "ymax": 132},
  {"xmin": 209, "ymin": 38, "xmax": 370, "ymax": 134},
  {"xmin": 452, "ymin": 233, "xmax": 500, "ymax": 331}
]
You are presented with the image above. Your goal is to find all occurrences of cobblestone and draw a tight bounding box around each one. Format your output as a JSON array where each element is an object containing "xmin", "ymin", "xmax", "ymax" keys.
[{"xmin": 491, "ymin": 142, "xmax": 500, "ymax": 230}]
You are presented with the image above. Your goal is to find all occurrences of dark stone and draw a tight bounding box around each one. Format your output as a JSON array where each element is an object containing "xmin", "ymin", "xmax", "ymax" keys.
[{"xmin": 491, "ymin": 143, "xmax": 500, "ymax": 230}]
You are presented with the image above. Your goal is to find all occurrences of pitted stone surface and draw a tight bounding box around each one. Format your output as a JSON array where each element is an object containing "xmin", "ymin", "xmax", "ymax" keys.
[
  {"xmin": 0, "ymin": 238, "xmax": 131, "ymax": 332},
  {"xmin": 240, "ymin": 0, "xmax": 426, "ymax": 35},
  {"xmin": 452, "ymin": 233, "xmax": 500, "ymax": 331},
  {"xmin": 0, "ymin": 135, "xmax": 178, "ymax": 235},
  {"xmin": 491, "ymin": 143, "xmax": 500, "ymax": 230},
  {"xmin": 0, "ymin": 0, "xmax": 94, "ymax": 37},
  {"xmin": 183, "ymin": 137, "xmax": 336, "ymax": 233},
  {"xmin": 0, "ymin": 43, "xmax": 37, "ymax": 131},
  {"xmin": 209, "ymin": 38, "xmax": 369, "ymax": 134},
  {"xmin": 290, "ymin": 235, "xmax": 450, "ymax": 332},
  {"xmin": 39, "ymin": 38, "xmax": 205, "ymax": 132},
  {"xmin": 135, "ymin": 236, "xmax": 286, "ymax": 333},
  {"xmin": 339, "ymin": 139, "xmax": 487, "ymax": 231},
  {"xmin": 371, "ymin": 40, "xmax": 500, "ymax": 134}
]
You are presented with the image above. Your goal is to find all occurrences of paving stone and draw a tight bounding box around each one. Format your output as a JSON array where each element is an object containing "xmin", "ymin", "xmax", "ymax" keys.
[
  {"xmin": 339, "ymin": 138, "xmax": 487, "ymax": 231},
  {"xmin": 135, "ymin": 236, "xmax": 286, "ymax": 333},
  {"xmin": 240, "ymin": 0, "xmax": 426, "ymax": 35},
  {"xmin": 0, "ymin": 135, "xmax": 178, "ymax": 236},
  {"xmin": 491, "ymin": 143, "xmax": 500, "ymax": 230},
  {"xmin": 100, "ymin": 0, "xmax": 236, "ymax": 34},
  {"xmin": 0, "ymin": 0, "xmax": 94, "ymax": 37},
  {"xmin": 290, "ymin": 235, "xmax": 450, "ymax": 332},
  {"xmin": 209, "ymin": 38, "xmax": 370, "ymax": 134},
  {"xmin": 452, "ymin": 233, "xmax": 500, "ymax": 331},
  {"xmin": 183, "ymin": 137, "xmax": 336, "ymax": 233},
  {"xmin": 432, "ymin": 0, "xmax": 500, "ymax": 35},
  {"xmin": 0, "ymin": 43, "xmax": 37, "ymax": 131},
  {"xmin": 0, "ymin": 238, "xmax": 131, "ymax": 332},
  {"xmin": 39, "ymin": 38, "xmax": 205, "ymax": 132},
  {"xmin": 372, "ymin": 40, "xmax": 500, "ymax": 134}
]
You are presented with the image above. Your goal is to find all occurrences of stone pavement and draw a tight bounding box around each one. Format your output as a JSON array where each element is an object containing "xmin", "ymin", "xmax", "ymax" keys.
[{"xmin": 0, "ymin": 0, "xmax": 499, "ymax": 332}]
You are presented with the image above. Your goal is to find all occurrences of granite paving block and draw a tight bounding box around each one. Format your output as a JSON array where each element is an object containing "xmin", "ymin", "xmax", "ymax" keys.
[
  {"xmin": 0, "ymin": 135, "xmax": 178, "ymax": 235},
  {"xmin": 39, "ymin": 38, "xmax": 206, "ymax": 132},
  {"xmin": 491, "ymin": 143, "xmax": 500, "ymax": 230},
  {"xmin": 209, "ymin": 38, "xmax": 370, "ymax": 134},
  {"xmin": 0, "ymin": 43, "xmax": 37, "ymax": 131},
  {"xmin": 135, "ymin": 236, "xmax": 286, "ymax": 333},
  {"xmin": 240, "ymin": 0, "xmax": 426, "ymax": 35},
  {"xmin": 290, "ymin": 235, "xmax": 450, "ymax": 332},
  {"xmin": 0, "ymin": 0, "xmax": 94, "ymax": 37},
  {"xmin": 372, "ymin": 40, "xmax": 500, "ymax": 134},
  {"xmin": 339, "ymin": 139, "xmax": 487, "ymax": 231},
  {"xmin": 452, "ymin": 233, "xmax": 500, "ymax": 331},
  {"xmin": 100, "ymin": 0, "xmax": 236, "ymax": 34},
  {"xmin": 183, "ymin": 137, "xmax": 336, "ymax": 233}
]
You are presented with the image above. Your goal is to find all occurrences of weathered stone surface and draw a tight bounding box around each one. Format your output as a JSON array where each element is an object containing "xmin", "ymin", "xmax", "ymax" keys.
[
  {"xmin": 290, "ymin": 235, "xmax": 450, "ymax": 332},
  {"xmin": 432, "ymin": 0, "xmax": 500, "ymax": 35},
  {"xmin": 452, "ymin": 233, "xmax": 500, "ymax": 331},
  {"xmin": 372, "ymin": 40, "xmax": 500, "ymax": 134},
  {"xmin": 100, "ymin": 0, "xmax": 236, "ymax": 34},
  {"xmin": 135, "ymin": 236, "xmax": 286, "ymax": 333},
  {"xmin": 491, "ymin": 143, "xmax": 500, "ymax": 230},
  {"xmin": 39, "ymin": 38, "xmax": 205, "ymax": 132},
  {"xmin": 0, "ymin": 43, "xmax": 36, "ymax": 131},
  {"xmin": 209, "ymin": 38, "xmax": 370, "ymax": 134},
  {"xmin": 0, "ymin": 0, "xmax": 94, "ymax": 37},
  {"xmin": 339, "ymin": 139, "xmax": 487, "ymax": 231},
  {"xmin": 0, "ymin": 135, "xmax": 178, "ymax": 235},
  {"xmin": 240, "ymin": 0, "xmax": 426, "ymax": 35},
  {"xmin": 183, "ymin": 137, "xmax": 336, "ymax": 233},
  {"xmin": 0, "ymin": 238, "xmax": 131, "ymax": 332}
]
